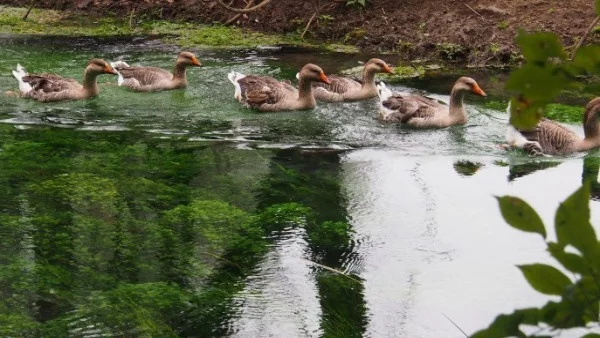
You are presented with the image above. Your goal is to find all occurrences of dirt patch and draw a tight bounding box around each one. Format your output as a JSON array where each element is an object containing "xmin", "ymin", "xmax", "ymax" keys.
[{"xmin": 0, "ymin": 0, "xmax": 595, "ymax": 65}]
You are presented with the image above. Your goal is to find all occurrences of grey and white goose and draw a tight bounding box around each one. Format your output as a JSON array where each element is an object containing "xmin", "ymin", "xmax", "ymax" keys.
[
  {"xmin": 312, "ymin": 58, "xmax": 393, "ymax": 102},
  {"xmin": 227, "ymin": 63, "xmax": 331, "ymax": 112},
  {"xmin": 12, "ymin": 59, "xmax": 117, "ymax": 102},
  {"xmin": 377, "ymin": 77, "xmax": 487, "ymax": 128},
  {"xmin": 110, "ymin": 51, "xmax": 202, "ymax": 92},
  {"xmin": 505, "ymin": 98, "xmax": 600, "ymax": 155}
]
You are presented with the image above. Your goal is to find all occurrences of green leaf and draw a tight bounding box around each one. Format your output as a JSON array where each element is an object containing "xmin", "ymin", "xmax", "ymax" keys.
[
  {"xmin": 547, "ymin": 242, "xmax": 588, "ymax": 274},
  {"xmin": 496, "ymin": 196, "xmax": 546, "ymax": 238},
  {"xmin": 573, "ymin": 46, "xmax": 600, "ymax": 74},
  {"xmin": 470, "ymin": 308, "xmax": 540, "ymax": 338},
  {"xmin": 582, "ymin": 334, "xmax": 600, "ymax": 338},
  {"xmin": 518, "ymin": 264, "xmax": 572, "ymax": 295},
  {"xmin": 516, "ymin": 31, "xmax": 566, "ymax": 62},
  {"xmin": 555, "ymin": 184, "xmax": 597, "ymax": 257},
  {"xmin": 596, "ymin": 0, "xmax": 600, "ymax": 15},
  {"xmin": 506, "ymin": 64, "xmax": 565, "ymax": 101}
]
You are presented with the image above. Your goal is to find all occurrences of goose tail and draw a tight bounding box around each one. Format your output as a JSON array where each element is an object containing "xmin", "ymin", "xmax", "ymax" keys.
[{"xmin": 12, "ymin": 64, "xmax": 32, "ymax": 93}]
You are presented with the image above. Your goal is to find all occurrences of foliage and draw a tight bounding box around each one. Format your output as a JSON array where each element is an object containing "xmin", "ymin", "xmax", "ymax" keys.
[
  {"xmin": 476, "ymin": 4, "xmax": 600, "ymax": 335},
  {"xmin": 473, "ymin": 184, "xmax": 600, "ymax": 337},
  {"xmin": 505, "ymin": 29, "xmax": 600, "ymax": 129}
]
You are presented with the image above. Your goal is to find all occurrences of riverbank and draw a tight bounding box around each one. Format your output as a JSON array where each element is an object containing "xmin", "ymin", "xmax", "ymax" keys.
[{"xmin": 0, "ymin": 1, "xmax": 597, "ymax": 66}]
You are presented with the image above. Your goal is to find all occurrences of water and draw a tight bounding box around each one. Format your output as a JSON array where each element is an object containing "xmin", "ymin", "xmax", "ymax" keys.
[{"xmin": 0, "ymin": 34, "xmax": 598, "ymax": 338}]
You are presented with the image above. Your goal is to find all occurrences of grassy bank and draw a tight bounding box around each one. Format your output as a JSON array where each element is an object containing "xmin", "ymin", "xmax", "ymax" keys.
[{"xmin": 0, "ymin": 6, "xmax": 360, "ymax": 52}]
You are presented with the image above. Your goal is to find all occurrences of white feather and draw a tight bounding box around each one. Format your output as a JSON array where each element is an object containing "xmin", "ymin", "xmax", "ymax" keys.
[
  {"xmin": 376, "ymin": 81, "xmax": 393, "ymax": 102},
  {"xmin": 110, "ymin": 61, "xmax": 129, "ymax": 86},
  {"xmin": 504, "ymin": 100, "xmax": 542, "ymax": 151},
  {"xmin": 227, "ymin": 71, "xmax": 246, "ymax": 101},
  {"xmin": 295, "ymin": 72, "xmax": 300, "ymax": 80},
  {"xmin": 12, "ymin": 63, "xmax": 32, "ymax": 93},
  {"xmin": 110, "ymin": 61, "xmax": 130, "ymax": 68}
]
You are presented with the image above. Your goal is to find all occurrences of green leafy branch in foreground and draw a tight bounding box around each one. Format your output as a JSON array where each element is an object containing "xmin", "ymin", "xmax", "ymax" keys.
[
  {"xmin": 472, "ymin": 184, "xmax": 600, "ymax": 337},
  {"xmin": 473, "ymin": 3, "xmax": 600, "ymax": 336},
  {"xmin": 506, "ymin": 0, "xmax": 600, "ymax": 130}
]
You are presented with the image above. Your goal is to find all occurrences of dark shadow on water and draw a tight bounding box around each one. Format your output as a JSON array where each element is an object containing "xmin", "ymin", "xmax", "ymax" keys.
[{"xmin": 507, "ymin": 159, "xmax": 562, "ymax": 182}]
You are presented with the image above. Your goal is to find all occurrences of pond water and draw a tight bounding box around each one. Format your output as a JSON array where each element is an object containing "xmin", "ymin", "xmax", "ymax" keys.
[{"xmin": 0, "ymin": 34, "xmax": 599, "ymax": 338}]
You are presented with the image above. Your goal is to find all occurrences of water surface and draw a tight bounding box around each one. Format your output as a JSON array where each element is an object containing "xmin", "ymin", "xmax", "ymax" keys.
[{"xmin": 0, "ymin": 34, "xmax": 598, "ymax": 338}]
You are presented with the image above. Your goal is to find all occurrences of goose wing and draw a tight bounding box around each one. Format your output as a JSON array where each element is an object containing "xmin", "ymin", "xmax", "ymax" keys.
[
  {"xmin": 23, "ymin": 73, "xmax": 81, "ymax": 93},
  {"xmin": 313, "ymin": 75, "xmax": 361, "ymax": 94},
  {"xmin": 237, "ymin": 75, "xmax": 296, "ymax": 107},
  {"xmin": 382, "ymin": 94, "xmax": 444, "ymax": 120},
  {"xmin": 519, "ymin": 118, "xmax": 580, "ymax": 155},
  {"xmin": 114, "ymin": 66, "xmax": 172, "ymax": 85}
]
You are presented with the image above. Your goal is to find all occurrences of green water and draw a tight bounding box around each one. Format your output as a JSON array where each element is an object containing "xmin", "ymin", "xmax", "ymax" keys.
[{"xmin": 0, "ymin": 35, "xmax": 599, "ymax": 338}]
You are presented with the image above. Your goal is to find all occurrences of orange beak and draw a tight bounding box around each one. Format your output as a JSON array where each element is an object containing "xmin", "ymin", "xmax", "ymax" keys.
[
  {"xmin": 319, "ymin": 72, "xmax": 331, "ymax": 84},
  {"xmin": 191, "ymin": 57, "xmax": 202, "ymax": 67},
  {"xmin": 383, "ymin": 64, "xmax": 394, "ymax": 74},
  {"xmin": 104, "ymin": 64, "xmax": 118, "ymax": 75},
  {"xmin": 472, "ymin": 83, "xmax": 487, "ymax": 97}
]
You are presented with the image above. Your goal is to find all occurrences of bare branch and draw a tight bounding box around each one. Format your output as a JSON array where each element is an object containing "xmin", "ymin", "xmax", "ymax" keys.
[
  {"xmin": 215, "ymin": 0, "xmax": 272, "ymax": 13},
  {"xmin": 570, "ymin": 15, "xmax": 600, "ymax": 60},
  {"xmin": 225, "ymin": 0, "xmax": 255, "ymax": 25},
  {"xmin": 300, "ymin": 12, "xmax": 317, "ymax": 39}
]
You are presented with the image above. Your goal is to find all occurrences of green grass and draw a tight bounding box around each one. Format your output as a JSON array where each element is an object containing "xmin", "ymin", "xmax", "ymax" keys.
[
  {"xmin": 545, "ymin": 103, "xmax": 583, "ymax": 123},
  {"xmin": 483, "ymin": 100, "xmax": 585, "ymax": 123}
]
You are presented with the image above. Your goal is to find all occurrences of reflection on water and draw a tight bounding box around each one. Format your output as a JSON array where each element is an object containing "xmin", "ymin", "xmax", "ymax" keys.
[{"xmin": 0, "ymin": 34, "xmax": 599, "ymax": 338}]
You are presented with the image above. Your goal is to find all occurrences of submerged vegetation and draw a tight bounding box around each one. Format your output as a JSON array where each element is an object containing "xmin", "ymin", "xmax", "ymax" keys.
[{"xmin": 0, "ymin": 124, "xmax": 359, "ymax": 336}]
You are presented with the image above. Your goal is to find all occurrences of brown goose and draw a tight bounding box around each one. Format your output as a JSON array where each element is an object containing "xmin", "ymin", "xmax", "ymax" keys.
[
  {"xmin": 377, "ymin": 77, "xmax": 487, "ymax": 128},
  {"xmin": 110, "ymin": 51, "xmax": 202, "ymax": 92},
  {"xmin": 11, "ymin": 59, "xmax": 117, "ymax": 102},
  {"xmin": 227, "ymin": 63, "xmax": 331, "ymax": 112},
  {"xmin": 505, "ymin": 98, "xmax": 600, "ymax": 155},
  {"xmin": 312, "ymin": 58, "xmax": 393, "ymax": 102}
]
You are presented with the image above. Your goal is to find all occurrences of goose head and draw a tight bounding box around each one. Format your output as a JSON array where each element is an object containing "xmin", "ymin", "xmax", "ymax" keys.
[
  {"xmin": 176, "ymin": 51, "xmax": 203, "ymax": 67},
  {"xmin": 298, "ymin": 63, "xmax": 330, "ymax": 84},
  {"xmin": 86, "ymin": 59, "xmax": 118, "ymax": 75},
  {"xmin": 453, "ymin": 77, "xmax": 487, "ymax": 97},
  {"xmin": 365, "ymin": 58, "xmax": 394, "ymax": 74}
]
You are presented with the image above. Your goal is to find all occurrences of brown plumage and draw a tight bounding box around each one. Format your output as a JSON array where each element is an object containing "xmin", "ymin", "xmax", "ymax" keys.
[
  {"xmin": 227, "ymin": 63, "xmax": 331, "ymax": 112},
  {"xmin": 506, "ymin": 98, "xmax": 600, "ymax": 155},
  {"xmin": 12, "ymin": 59, "xmax": 117, "ymax": 102},
  {"xmin": 377, "ymin": 77, "xmax": 487, "ymax": 128},
  {"xmin": 313, "ymin": 58, "xmax": 393, "ymax": 102},
  {"xmin": 111, "ymin": 51, "xmax": 202, "ymax": 92}
]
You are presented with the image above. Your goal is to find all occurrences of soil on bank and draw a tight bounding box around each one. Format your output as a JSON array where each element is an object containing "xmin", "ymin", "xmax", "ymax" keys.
[{"xmin": 0, "ymin": 0, "xmax": 596, "ymax": 65}]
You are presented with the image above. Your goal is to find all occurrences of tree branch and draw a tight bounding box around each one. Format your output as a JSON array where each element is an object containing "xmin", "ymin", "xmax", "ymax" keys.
[
  {"xmin": 215, "ymin": 0, "xmax": 272, "ymax": 13},
  {"xmin": 225, "ymin": 0, "xmax": 255, "ymax": 25},
  {"xmin": 570, "ymin": 15, "xmax": 600, "ymax": 60}
]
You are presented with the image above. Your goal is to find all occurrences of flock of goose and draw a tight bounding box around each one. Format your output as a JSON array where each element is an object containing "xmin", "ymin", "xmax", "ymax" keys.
[{"xmin": 8, "ymin": 51, "xmax": 600, "ymax": 156}]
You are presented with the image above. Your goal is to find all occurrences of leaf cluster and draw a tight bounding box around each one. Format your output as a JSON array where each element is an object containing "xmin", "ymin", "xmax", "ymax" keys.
[{"xmin": 473, "ymin": 185, "xmax": 600, "ymax": 337}]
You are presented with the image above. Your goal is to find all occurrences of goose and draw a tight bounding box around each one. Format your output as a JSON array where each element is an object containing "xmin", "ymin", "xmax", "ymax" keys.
[
  {"xmin": 227, "ymin": 63, "xmax": 331, "ymax": 112},
  {"xmin": 377, "ymin": 77, "xmax": 487, "ymax": 128},
  {"xmin": 505, "ymin": 98, "xmax": 600, "ymax": 155},
  {"xmin": 110, "ymin": 51, "xmax": 202, "ymax": 92},
  {"xmin": 312, "ymin": 58, "xmax": 393, "ymax": 102},
  {"xmin": 11, "ymin": 59, "xmax": 117, "ymax": 102}
]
